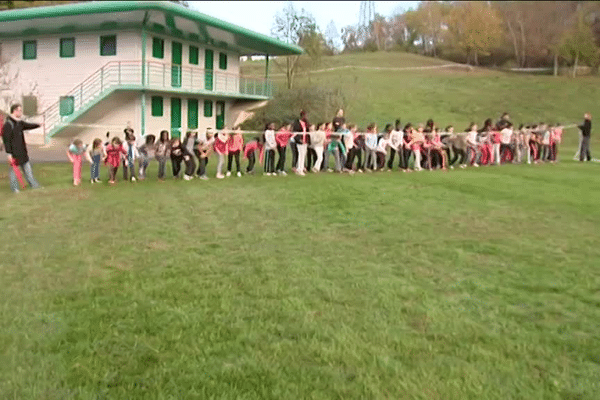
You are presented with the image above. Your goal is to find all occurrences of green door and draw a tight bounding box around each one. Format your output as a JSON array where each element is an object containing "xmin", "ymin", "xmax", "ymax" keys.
[
  {"xmin": 171, "ymin": 41, "xmax": 182, "ymax": 88},
  {"xmin": 171, "ymin": 97, "xmax": 181, "ymax": 138},
  {"xmin": 216, "ymin": 101, "xmax": 225, "ymax": 129},
  {"xmin": 205, "ymin": 49, "xmax": 213, "ymax": 91}
]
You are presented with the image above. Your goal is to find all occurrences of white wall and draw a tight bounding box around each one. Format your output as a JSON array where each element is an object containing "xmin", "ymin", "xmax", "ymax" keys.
[{"xmin": 0, "ymin": 30, "xmax": 141, "ymax": 114}]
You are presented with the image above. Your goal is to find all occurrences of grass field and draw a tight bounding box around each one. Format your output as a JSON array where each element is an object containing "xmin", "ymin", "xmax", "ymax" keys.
[
  {"xmin": 2, "ymin": 156, "xmax": 600, "ymax": 399},
  {"xmin": 2, "ymin": 51, "xmax": 600, "ymax": 399}
]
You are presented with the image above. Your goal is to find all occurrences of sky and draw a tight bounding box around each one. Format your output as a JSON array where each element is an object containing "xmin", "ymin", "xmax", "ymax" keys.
[{"xmin": 188, "ymin": 1, "xmax": 420, "ymax": 41}]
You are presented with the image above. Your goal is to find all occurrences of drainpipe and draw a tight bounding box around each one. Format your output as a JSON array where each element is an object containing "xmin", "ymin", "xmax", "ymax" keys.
[
  {"xmin": 141, "ymin": 12, "xmax": 148, "ymax": 137},
  {"xmin": 265, "ymin": 54, "xmax": 270, "ymax": 96}
]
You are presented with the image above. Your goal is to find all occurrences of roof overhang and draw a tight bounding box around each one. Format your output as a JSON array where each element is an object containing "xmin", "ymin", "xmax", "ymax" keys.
[{"xmin": 0, "ymin": 1, "xmax": 303, "ymax": 56}]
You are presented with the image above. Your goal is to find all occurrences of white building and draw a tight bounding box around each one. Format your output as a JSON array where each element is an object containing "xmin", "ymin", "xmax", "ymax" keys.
[{"xmin": 0, "ymin": 1, "xmax": 302, "ymax": 145}]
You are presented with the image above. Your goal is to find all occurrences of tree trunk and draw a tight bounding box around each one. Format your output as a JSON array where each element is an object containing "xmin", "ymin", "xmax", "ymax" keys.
[
  {"xmin": 553, "ymin": 53, "xmax": 558, "ymax": 77},
  {"xmin": 572, "ymin": 52, "xmax": 578, "ymax": 78},
  {"xmin": 286, "ymin": 56, "xmax": 292, "ymax": 89},
  {"xmin": 474, "ymin": 50, "xmax": 479, "ymax": 66},
  {"xmin": 518, "ymin": 17, "xmax": 526, "ymax": 67},
  {"xmin": 506, "ymin": 19, "xmax": 520, "ymax": 67}
]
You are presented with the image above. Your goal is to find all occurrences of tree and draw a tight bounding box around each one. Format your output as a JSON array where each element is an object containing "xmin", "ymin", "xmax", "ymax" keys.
[
  {"xmin": 560, "ymin": 8, "xmax": 600, "ymax": 77},
  {"xmin": 324, "ymin": 20, "xmax": 340, "ymax": 54},
  {"xmin": 404, "ymin": 1, "xmax": 449, "ymax": 57},
  {"xmin": 341, "ymin": 25, "xmax": 360, "ymax": 53},
  {"xmin": 271, "ymin": 2, "xmax": 316, "ymax": 89},
  {"xmin": 448, "ymin": 1, "xmax": 503, "ymax": 65}
]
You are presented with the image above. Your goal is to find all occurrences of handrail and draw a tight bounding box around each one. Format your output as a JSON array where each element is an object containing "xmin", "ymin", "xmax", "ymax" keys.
[{"xmin": 43, "ymin": 60, "xmax": 273, "ymax": 137}]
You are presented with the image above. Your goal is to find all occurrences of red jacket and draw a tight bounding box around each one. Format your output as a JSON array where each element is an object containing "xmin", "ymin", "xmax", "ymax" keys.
[
  {"xmin": 104, "ymin": 144, "xmax": 126, "ymax": 167},
  {"xmin": 275, "ymin": 128, "xmax": 293, "ymax": 147},
  {"xmin": 227, "ymin": 133, "xmax": 244, "ymax": 152},
  {"xmin": 214, "ymin": 133, "xmax": 229, "ymax": 154}
]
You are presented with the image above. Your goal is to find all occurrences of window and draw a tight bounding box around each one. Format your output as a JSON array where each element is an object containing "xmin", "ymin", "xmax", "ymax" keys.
[
  {"xmin": 59, "ymin": 96, "xmax": 74, "ymax": 116},
  {"xmin": 188, "ymin": 99, "xmax": 198, "ymax": 129},
  {"xmin": 151, "ymin": 96, "xmax": 163, "ymax": 117},
  {"xmin": 22, "ymin": 96, "xmax": 38, "ymax": 116},
  {"xmin": 203, "ymin": 100, "xmax": 213, "ymax": 117},
  {"xmin": 60, "ymin": 37, "xmax": 75, "ymax": 58},
  {"xmin": 189, "ymin": 45, "xmax": 199, "ymax": 65},
  {"xmin": 152, "ymin": 37, "xmax": 164, "ymax": 59},
  {"xmin": 100, "ymin": 35, "xmax": 116, "ymax": 56},
  {"xmin": 22, "ymin": 40, "xmax": 37, "ymax": 60},
  {"xmin": 219, "ymin": 52, "xmax": 227, "ymax": 70}
]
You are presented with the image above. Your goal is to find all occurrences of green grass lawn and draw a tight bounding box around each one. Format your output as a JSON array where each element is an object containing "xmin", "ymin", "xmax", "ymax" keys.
[{"xmin": 1, "ymin": 155, "xmax": 600, "ymax": 399}]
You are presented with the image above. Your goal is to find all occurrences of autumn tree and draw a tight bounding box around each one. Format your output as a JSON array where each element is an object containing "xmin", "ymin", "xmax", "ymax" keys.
[
  {"xmin": 271, "ymin": 2, "xmax": 316, "ymax": 89},
  {"xmin": 447, "ymin": 1, "xmax": 503, "ymax": 65},
  {"xmin": 560, "ymin": 8, "xmax": 600, "ymax": 77},
  {"xmin": 404, "ymin": 1, "xmax": 450, "ymax": 57}
]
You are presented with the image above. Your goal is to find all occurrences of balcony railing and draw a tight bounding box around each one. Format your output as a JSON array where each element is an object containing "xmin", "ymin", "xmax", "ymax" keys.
[{"xmin": 43, "ymin": 60, "xmax": 273, "ymax": 137}]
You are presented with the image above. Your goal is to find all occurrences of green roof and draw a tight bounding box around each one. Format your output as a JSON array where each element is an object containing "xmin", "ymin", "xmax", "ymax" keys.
[{"xmin": 0, "ymin": 1, "xmax": 303, "ymax": 56}]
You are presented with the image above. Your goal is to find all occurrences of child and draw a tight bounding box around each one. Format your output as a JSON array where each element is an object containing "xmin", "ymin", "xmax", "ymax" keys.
[
  {"xmin": 364, "ymin": 124, "xmax": 378, "ymax": 171},
  {"xmin": 214, "ymin": 128, "xmax": 230, "ymax": 179},
  {"xmin": 86, "ymin": 138, "xmax": 105, "ymax": 183},
  {"xmin": 122, "ymin": 128, "xmax": 135, "ymax": 181},
  {"xmin": 244, "ymin": 136, "xmax": 263, "ymax": 175},
  {"xmin": 66, "ymin": 139, "xmax": 87, "ymax": 186},
  {"xmin": 227, "ymin": 126, "xmax": 244, "ymax": 177},
  {"xmin": 465, "ymin": 123, "xmax": 478, "ymax": 167},
  {"xmin": 431, "ymin": 131, "xmax": 448, "ymax": 170},
  {"xmin": 183, "ymin": 131, "xmax": 198, "ymax": 177},
  {"xmin": 326, "ymin": 128, "xmax": 346, "ymax": 172},
  {"xmin": 541, "ymin": 124, "xmax": 551, "ymax": 162},
  {"xmin": 346, "ymin": 125, "xmax": 364, "ymax": 172},
  {"xmin": 124, "ymin": 132, "xmax": 140, "ymax": 181},
  {"xmin": 275, "ymin": 123, "xmax": 293, "ymax": 175},
  {"xmin": 407, "ymin": 124, "xmax": 425, "ymax": 171},
  {"xmin": 293, "ymin": 122, "xmax": 309, "ymax": 176},
  {"xmin": 263, "ymin": 123, "xmax": 277, "ymax": 176},
  {"xmin": 170, "ymin": 137, "xmax": 194, "ymax": 180},
  {"xmin": 388, "ymin": 122, "xmax": 403, "ymax": 170},
  {"xmin": 138, "ymin": 134, "xmax": 156, "ymax": 180},
  {"xmin": 492, "ymin": 126, "xmax": 502, "ymax": 165},
  {"xmin": 375, "ymin": 131, "xmax": 390, "ymax": 170},
  {"xmin": 310, "ymin": 123, "xmax": 326, "ymax": 172},
  {"xmin": 104, "ymin": 137, "xmax": 127, "ymax": 185},
  {"xmin": 550, "ymin": 124, "xmax": 563, "ymax": 162},
  {"xmin": 196, "ymin": 130, "xmax": 214, "ymax": 180},
  {"xmin": 155, "ymin": 130, "xmax": 170, "ymax": 181}
]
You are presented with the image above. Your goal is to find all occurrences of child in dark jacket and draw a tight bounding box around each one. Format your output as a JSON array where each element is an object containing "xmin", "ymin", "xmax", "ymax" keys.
[{"xmin": 169, "ymin": 138, "xmax": 194, "ymax": 180}]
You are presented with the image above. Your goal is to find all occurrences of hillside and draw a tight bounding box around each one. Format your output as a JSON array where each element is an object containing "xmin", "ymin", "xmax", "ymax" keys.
[{"xmin": 242, "ymin": 52, "xmax": 599, "ymax": 150}]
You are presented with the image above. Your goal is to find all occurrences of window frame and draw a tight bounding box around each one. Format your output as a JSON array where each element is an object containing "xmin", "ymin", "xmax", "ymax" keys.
[
  {"xmin": 22, "ymin": 40, "xmax": 37, "ymax": 60},
  {"xmin": 100, "ymin": 35, "xmax": 117, "ymax": 56},
  {"xmin": 60, "ymin": 37, "xmax": 75, "ymax": 58},
  {"xmin": 151, "ymin": 96, "xmax": 163, "ymax": 117}
]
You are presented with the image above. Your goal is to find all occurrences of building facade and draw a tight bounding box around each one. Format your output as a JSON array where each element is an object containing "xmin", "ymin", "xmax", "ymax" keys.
[{"xmin": 0, "ymin": 1, "xmax": 301, "ymax": 145}]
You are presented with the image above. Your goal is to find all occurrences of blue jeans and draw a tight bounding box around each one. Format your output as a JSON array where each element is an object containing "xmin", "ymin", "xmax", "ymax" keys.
[
  {"xmin": 8, "ymin": 161, "xmax": 41, "ymax": 192},
  {"xmin": 91, "ymin": 154, "xmax": 101, "ymax": 180}
]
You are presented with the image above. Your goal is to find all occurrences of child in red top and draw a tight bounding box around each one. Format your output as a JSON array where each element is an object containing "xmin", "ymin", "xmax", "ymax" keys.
[
  {"xmin": 244, "ymin": 136, "xmax": 263, "ymax": 175},
  {"xmin": 214, "ymin": 129, "xmax": 229, "ymax": 179},
  {"xmin": 550, "ymin": 125, "xmax": 563, "ymax": 162},
  {"xmin": 492, "ymin": 129, "xmax": 502, "ymax": 165},
  {"xmin": 104, "ymin": 137, "xmax": 127, "ymax": 184},
  {"xmin": 226, "ymin": 126, "xmax": 244, "ymax": 177},
  {"xmin": 275, "ymin": 123, "xmax": 293, "ymax": 175}
]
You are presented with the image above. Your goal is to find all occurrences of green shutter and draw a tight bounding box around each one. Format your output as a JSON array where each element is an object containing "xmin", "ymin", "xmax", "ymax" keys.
[
  {"xmin": 60, "ymin": 38, "xmax": 75, "ymax": 58},
  {"xmin": 23, "ymin": 40, "xmax": 37, "ymax": 60},
  {"xmin": 151, "ymin": 96, "xmax": 163, "ymax": 116},
  {"xmin": 187, "ymin": 99, "xmax": 198, "ymax": 129},
  {"xmin": 152, "ymin": 37, "xmax": 164, "ymax": 59},
  {"xmin": 100, "ymin": 35, "xmax": 116, "ymax": 56},
  {"xmin": 219, "ymin": 52, "xmax": 227, "ymax": 70},
  {"xmin": 171, "ymin": 97, "xmax": 182, "ymax": 138},
  {"xmin": 203, "ymin": 100, "xmax": 212, "ymax": 117},
  {"xmin": 189, "ymin": 45, "xmax": 199, "ymax": 65},
  {"xmin": 59, "ymin": 96, "xmax": 74, "ymax": 116}
]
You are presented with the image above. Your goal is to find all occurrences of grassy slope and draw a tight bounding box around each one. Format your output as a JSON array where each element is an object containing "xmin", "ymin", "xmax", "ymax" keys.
[
  {"xmin": 244, "ymin": 52, "xmax": 599, "ymax": 150},
  {"xmin": 1, "ymin": 52, "xmax": 600, "ymax": 399}
]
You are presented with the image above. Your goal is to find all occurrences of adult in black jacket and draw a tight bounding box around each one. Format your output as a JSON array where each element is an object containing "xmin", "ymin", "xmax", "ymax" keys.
[
  {"xmin": 2, "ymin": 104, "xmax": 42, "ymax": 192},
  {"xmin": 579, "ymin": 113, "xmax": 592, "ymax": 162},
  {"xmin": 291, "ymin": 110, "xmax": 309, "ymax": 171}
]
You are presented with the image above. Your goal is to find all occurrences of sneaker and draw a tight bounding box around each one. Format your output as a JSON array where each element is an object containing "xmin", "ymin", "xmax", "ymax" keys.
[
  {"xmin": 237, "ymin": 171, "xmax": 242, "ymax": 177},
  {"xmin": 131, "ymin": 176, "xmax": 136, "ymax": 182},
  {"xmin": 280, "ymin": 171, "xmax": 287, "ymax": 176},
  {"xmin": 90, "ymin": 179, "xmax": 95, "ymax": 184},
  {"xmin": 199, "ymin": 175, "xmax": 209, "ymax": 181},
  {"xmin": 183, "ymin": 175, "xmax": 192, "ymax": 181},
  {"xmin": 358, "ymin": 169, "xmax": 364, "ymax": 173},
  {"xmin": 216, "ymin": 174, "xmax": 224, "ymax": 179},
  {"xmin": 327, "ymin": 168, "xmax": 334, "ymax": 173},
  {"xmin": 297, "ymin": 171, "xmax": 306, "ymax": 176},
  {"xmin": 226, "ymin": 171, "xmax": 231, "ymax": 177},
  {"xmin": 473, "ymin": 163, "xmax": 479, "ymax": 167},
  {"xmin": 95, "ymin": 179, "xmax": 101, "ymax": 183}
]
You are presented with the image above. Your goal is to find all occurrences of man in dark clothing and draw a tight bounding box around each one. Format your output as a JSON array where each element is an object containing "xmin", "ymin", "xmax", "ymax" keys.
[
  {"xmin": 579, "ymin": 113, "xmax": 592, "ymax": 162},
  {"xmin": 2, "ymin": 104, "xmax": 42, "ymax": 192},
  {"xmin": 332, "ymin": 108, "xmax": 345, "ymax": 132},
  {"xmin": 291, "ymin": 110, "xmax": 309, "ymax": 172}
]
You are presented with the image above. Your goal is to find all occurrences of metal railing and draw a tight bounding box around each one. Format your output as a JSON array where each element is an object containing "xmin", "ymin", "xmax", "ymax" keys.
[{"xmin": 43, "ymin": 60, "xmax": 273, "ymax": 137}]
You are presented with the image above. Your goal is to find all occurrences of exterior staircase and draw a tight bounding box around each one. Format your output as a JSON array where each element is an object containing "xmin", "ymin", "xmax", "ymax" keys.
[{"xmin": 41, "ymin": 60, "xmax": 273, "ymax": 142}]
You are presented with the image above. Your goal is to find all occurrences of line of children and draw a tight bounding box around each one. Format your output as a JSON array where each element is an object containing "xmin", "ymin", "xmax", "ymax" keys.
[{"xmin": 65, "ymin": 115, "xmax": 566, "ymax": 185}]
